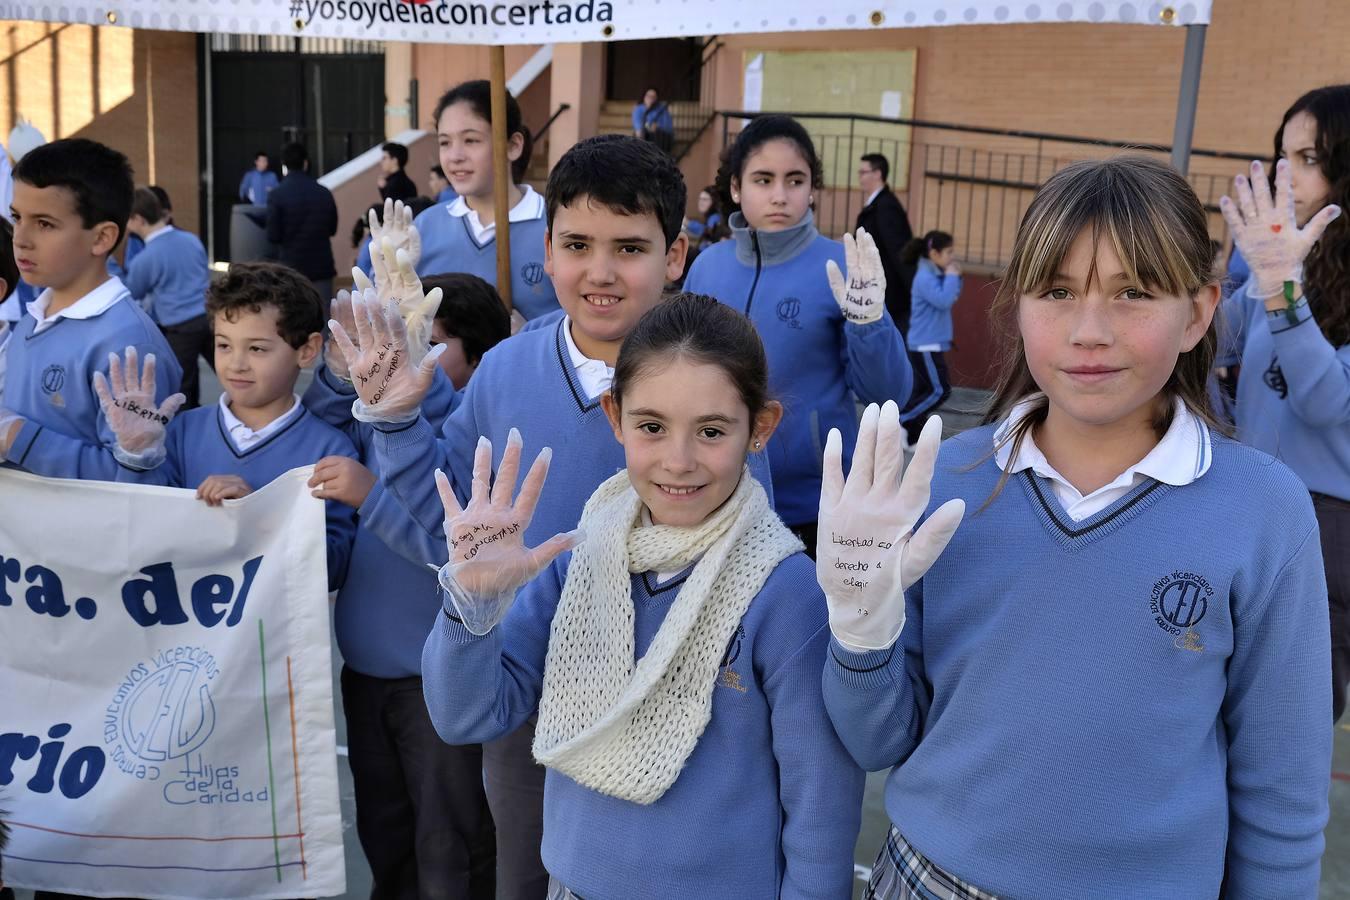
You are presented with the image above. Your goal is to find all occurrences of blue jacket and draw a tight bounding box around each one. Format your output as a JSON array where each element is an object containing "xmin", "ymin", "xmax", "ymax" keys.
[
  {"xmin": 825, "ymin": 425, "xmax": 1330, "ymax": 899},
  {"xmin": 684, "ymin": 210, "xmax": 911, "ymax": 525},
  {"xmin": 1229, "ymin": 279, "xmax": 1350, "ymax": 500},
  {"xmin": 632, "ymin": 102, "xmax": 673, "ymax": 136},
  {"xmin": 907, "ymin": 258, "xmax": 961, "ymax": 349},
  {"xmin": 265, "ymin": 171, "xmax": 339, "ymax": 281}
]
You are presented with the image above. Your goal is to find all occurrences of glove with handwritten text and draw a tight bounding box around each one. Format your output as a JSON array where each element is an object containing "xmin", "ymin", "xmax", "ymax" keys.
[
  {"xmin": 435, "ymin": 429, "xmax": 582, "ymax": 635},
  {"xmin": 825, "ymin": 227, "xmax": 887, "ymax": 325},
  {"xmin": 816, "ymin": 402, "xmax": 965, "ymax": 652},
  {"xmin": 92, "ymin": 346, "xmax": 187, "ymax": 470},
  {"xmin": 328, "ymin": 288, "xmax": 445, "ymax": 424}
]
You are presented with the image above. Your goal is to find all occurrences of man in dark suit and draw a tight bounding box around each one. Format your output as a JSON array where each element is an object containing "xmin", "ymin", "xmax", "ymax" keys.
[
  {"xmin": 856, "ymin": 153, "xmax": 914, "ymax": 336},
  {"xmin": 377, "ymin": 141, "xmax": 418, "ymax": 203},
  {"xmin": 266, "ymin": 141, "xmax": 339, "ymax": 309}
]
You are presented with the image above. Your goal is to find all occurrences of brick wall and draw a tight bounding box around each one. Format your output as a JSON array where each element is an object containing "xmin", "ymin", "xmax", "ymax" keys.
[
  {"xmin": 0, "ymin": 23, "xmax": 200, "ymax": 234},
  {"xmin": 677, "ymin": 1, "xmax": 1350, "ymax": 216}
]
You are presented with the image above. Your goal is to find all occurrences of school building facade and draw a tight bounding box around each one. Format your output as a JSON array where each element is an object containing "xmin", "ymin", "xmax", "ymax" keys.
[{"xmin": 0, "ymin": 1, "xmax": 1345, "ymax": 383}]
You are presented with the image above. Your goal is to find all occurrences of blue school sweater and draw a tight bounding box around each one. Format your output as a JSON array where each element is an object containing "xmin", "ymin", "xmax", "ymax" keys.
[
  {"xmin": 424, "ymin": 550, "xmax": 863, "ymax": 900},
  {"xmin": 684, "ymin": 210, "xmax": 910, "ymax": 525},
  {"xmin": 412, "ymin": 201, "xmax": 559, "ymax": 321},
  {"xmin": 302, "ymin": 363, "xmax": 463, "ymax": 678},
  {"xmin": 907, "ymin": 258, "xmax": 961, "ymax": 349},
  {"xmin": 239, "ymin": 169, "xmax": 279, "ymax": 205},
  {"xmin": 364, "ymin": 318, "xmax": 774, "ymax": 570},
  {"xmin": 1229, "ymin": 281, "xmax": 1350, "ymax": 501},
  {"xmin": 115, "ymin": 402, "xmax": 358, "ymax": 591},
  {"xmin": 125, "ymin": 228, "xmax": 210, "ymax": 326},
  {"xmin": 5, "ymin": 286, "xmax": 182, "ymax": 481},
  {"xmin": 824, "ymin": 425, "xmax": 1331, "ymax": 900}
]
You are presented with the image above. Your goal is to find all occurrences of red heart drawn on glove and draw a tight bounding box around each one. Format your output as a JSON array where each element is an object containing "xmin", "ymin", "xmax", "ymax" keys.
[{"xmin": 1271, "ymin": 224, "xmax": 1283, "ymax": 233}]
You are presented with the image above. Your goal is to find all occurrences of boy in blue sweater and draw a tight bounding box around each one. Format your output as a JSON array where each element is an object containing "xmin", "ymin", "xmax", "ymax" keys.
[
  {"xmin": 0, "ymin": 138, "xmax": 182, "ymax": 480},
  {"xmin": 96, "ymin": 262, "xmax": 356, "ymax": 592},
  {"xmin": 323, "ymin": 134, "xmax": 696, "ymax": 900},
  {"xmin": 299, "ymin": 272, "xmax": 511, "ymax": 900},
  {"xmin": 125, "ymin": 186, "xmax": 212, "ymax": 409}
]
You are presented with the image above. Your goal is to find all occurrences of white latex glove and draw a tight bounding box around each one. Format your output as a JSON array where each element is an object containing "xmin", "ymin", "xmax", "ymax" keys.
[
  {"xmin": 324, "ymin": 290, "xmax": 357, "ymax": 382},
  {"xmin": 353, "ymin": 244, "xmax": 441, "ymax": 357},
  {"xmin": 1219, "ymin": 158, "xmax": 1342, "ymax": 299},
  {"xmin": 91, "ymin": 346, "xmax": 187, "ymax": 470},
  {"xmin": 817, "ymin": 402, "xmax": 965, "ymax": 652},
  {"xmin": 368, "ymin": 197, "xmax": 421, "ymax": 276},
  {"xmin": 435, "ymin": 429, "xmax": 581, "ymax": 635},
  {"xmin": 825, "ymin": 227, "xmax": 887, "ymax": 325},
  {"xmin": 328, "ymin": 289, "xmax": 446, "ymax": 423}
]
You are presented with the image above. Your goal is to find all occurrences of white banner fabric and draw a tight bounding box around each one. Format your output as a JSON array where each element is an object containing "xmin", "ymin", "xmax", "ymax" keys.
[
  {"xmin": 0, "ymin": 0, "xmax": 1212, "ymax": 46},
  {"xmin": 0, "ymin": 467, "xmax": 345, "ymax": 900}
]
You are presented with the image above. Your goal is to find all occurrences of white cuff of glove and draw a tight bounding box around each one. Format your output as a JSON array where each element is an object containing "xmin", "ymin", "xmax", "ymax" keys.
[
  {"xmin": 826, "ymin": 595, "xmax": 905, "ymax": 653},
  {"xmin": 436, "ymin": 562, "xmax": 518, "ymax": 636},
  {"xmin": 351, "ymin": 398, "xmax": 419, "ymax": 425},
  {"xmin": 1250, "ymin": 263, "xmax": 1304, "ymax": 299},
  {"xmin": 113, "ymin": 443, "xmax": 166, "ymax": 471}
]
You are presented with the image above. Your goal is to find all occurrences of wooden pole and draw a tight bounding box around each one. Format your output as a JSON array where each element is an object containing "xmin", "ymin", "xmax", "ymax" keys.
[{"xmin": 489, "ymin": 45, "xmax": 514, "ymax": 311}]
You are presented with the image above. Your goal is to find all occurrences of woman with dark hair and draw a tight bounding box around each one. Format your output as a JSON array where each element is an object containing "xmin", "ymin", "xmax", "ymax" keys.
[
  {"xmin": 684, "ymin": 114, "xmax": 910, "ymax": 554},
  {"xmin": 1221, "ymin": 83, "xmax": 1350, "ymax": 720}
]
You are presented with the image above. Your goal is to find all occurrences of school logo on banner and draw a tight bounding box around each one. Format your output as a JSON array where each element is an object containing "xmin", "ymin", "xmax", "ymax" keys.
[
  {"xmin": 0, "ymin": 468, "xmax": 345, "ymax": 900},
  {"xmin": 1149, "ymin": 570, "xmax": 1212, "ymax": 653}
]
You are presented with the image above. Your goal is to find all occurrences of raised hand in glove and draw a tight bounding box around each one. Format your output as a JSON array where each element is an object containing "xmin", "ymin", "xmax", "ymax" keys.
[
  {"xmin": 435, "ymin": 429, "xmax": 582, "ymax": 635},
  {"xmin": 825, "ymin": 227, "xmax": 887, "ymax": 325},
  {"xmin": 353, "ymin": 244, "xmax": 442, "ymax": 357},
  {"xmin": 91, "ymin": 346, "xmax": 187, "ymax": 470},
  {"xmin": 816, "ymin": 401, "xmax": 964, "ymax": 652},
  {"xmin": 1219, "ymin": 158, "xmax": 1341, "ymax": 300},
  {"xmin": 368, "ymin": 197, "xmax": 421, "ymax": 275},
  {"xmin": 328, "ymin": 288, "xmax": 446, "ymax": 424}
]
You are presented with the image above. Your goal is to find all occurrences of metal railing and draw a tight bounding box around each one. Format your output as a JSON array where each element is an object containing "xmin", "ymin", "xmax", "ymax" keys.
[
  {"xmin": 717, "ymin": 110, "xmax": 1265, "ymax": 268},
  {"xmin": 534, "ymin": 103, "xmax": 572, "ymax": 141},
  {"xmin": 670, "ymin": 37, "xmax": 725, "ymax": 161}
]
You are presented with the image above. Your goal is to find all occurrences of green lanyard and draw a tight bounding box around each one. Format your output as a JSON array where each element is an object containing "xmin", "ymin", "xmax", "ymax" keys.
[{"xmin": 1283, "ymin": 281, "xmax": 1301, "ymax": 325}]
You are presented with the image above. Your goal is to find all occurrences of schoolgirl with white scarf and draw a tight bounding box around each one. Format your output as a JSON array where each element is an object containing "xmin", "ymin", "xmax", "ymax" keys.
[{"xmin": 422, "ymin": 296, "xmax": 957, "ymax": 899}]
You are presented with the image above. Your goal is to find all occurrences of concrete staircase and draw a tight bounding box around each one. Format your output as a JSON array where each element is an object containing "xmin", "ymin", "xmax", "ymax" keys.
[{"xmin": 598, "ymin": 100, "xmax": 709, "ymax": 158}]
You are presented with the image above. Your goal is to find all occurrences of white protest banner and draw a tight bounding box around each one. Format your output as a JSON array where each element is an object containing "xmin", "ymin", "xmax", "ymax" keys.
[
  {"xmin": 0, "ymin": 467, "xmax": 345, "ymax": 900},
  {"xmin": 0, "ymin": 0, "xmax": 1212, "ymax": 46}
]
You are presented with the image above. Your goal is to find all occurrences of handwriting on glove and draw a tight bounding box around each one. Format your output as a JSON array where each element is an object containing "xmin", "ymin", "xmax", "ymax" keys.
[
  {"xmin": 826, "ymin": 227, "xmax": 887, "ymax": 325},
  {"xmin": 817, "ymin": 402, "xmax": 964, "ymax": 652},
  {"xmin": 434, "ymin": 429, "xmax": 581, "ymax": 634},
  {"xmin": 92, "ymin": 346, "xmax": 186, "ymax": 461},
  {"xmin": 328, "ymin": 290, "xmax": 445, "ymax": 422}
]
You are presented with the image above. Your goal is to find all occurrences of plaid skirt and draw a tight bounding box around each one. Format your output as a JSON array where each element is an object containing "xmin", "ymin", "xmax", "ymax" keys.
[{"xmin": 865, "ymin": 826, "xmax": 1000, "ymax": 900}]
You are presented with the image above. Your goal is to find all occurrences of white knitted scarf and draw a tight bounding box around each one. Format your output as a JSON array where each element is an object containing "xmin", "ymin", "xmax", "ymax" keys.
[{"xmin": 532, "ymin": 467, "xmax": 802, "ymax": 805}]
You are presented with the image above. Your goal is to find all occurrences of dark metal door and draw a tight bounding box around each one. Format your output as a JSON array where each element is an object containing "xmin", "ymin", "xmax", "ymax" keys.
[{"xmin": 208, "ymin": 42, "xmax": 383, "ymax": 260}]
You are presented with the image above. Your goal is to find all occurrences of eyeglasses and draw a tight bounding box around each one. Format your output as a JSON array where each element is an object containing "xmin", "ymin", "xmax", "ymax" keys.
[{"xmin": 857, "ymin": 168, "xmax": 877, "ymax": 176}]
